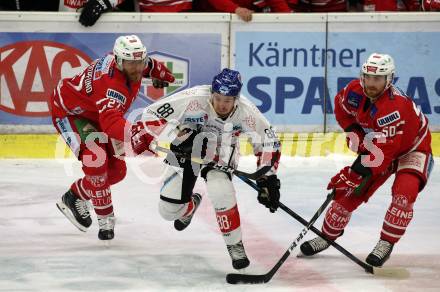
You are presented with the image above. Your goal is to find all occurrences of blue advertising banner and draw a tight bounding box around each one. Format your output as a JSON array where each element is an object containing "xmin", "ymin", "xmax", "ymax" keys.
[
  {"xmin": 0, "ymin": 33, "xmax": 221, "ymax": 125},
  {"xmin": 235, "ymin": 31, "xmax": 327, "ymax": 130},
  {"xmin": 234, "ymin": 30, "xmax": 440, "ymax": 130},
  {"xmin": 326, "ymin": 31, "xmax": 440, "ymax": 128}
]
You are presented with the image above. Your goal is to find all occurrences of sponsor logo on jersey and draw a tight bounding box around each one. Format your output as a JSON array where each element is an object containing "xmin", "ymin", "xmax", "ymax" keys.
[
  {"xmin": 94, "ymin": 55, "xmax": 112, "ymax": 80},
  {"xmin": 84, "ymin": 63, "xmax": 95, "ymax": 95},
  {"xmin": 377, "ymin": 110, "xmax": 401, "ymax": 126},
  {"xmin": 232, "ymin": 125, "xmax": 242, "ymax": 131},
  {"xmin": 244, "ymin": 115, "xmax": 256, "ymax": 130},
  {"xmin": 71, "ymin": 106, "xmax": 84, "ymax": 115},
  {"xmin": 0, "ymin": 40, "xmax": 91, "ymax": 116},
  {"xmin": 347, "ymin": 91, "xmax": 362, "ymax": 108},
  {"xmin": 139, "ymin": 51, "xmax": 189, "ymax": 104},
  {"xmin": 64, "ymin": 0, "xmax": 87, "ymax": 9},
  {"xmin": 184, "ymin": 115, "xmax": 206, "ymax": 124},
  {"xmin": 106, "ymin": 89, "xmax": 127, "ymax": 104}
]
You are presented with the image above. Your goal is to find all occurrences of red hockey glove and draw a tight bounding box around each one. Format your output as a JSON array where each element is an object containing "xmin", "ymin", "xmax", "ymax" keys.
[
  {"xmin": 327, "ymin": 166, "xmax": 363, "ymax": 200},
  {"xmin": 145, "ymin": 58, "xmax": 175, "ymax": 88},
  {"xmin": 130, "ymin": 121, "xmax": 155, "ymax": 155}
]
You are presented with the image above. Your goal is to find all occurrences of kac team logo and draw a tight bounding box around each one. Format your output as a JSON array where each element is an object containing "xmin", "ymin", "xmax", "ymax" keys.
[
  {"xmin": 140, "ymin": 51, "xmax": 189, "ymax": 104},
  {"xmin": 0, "ymin": 40, "xmax": 91, "ymax": 117}
]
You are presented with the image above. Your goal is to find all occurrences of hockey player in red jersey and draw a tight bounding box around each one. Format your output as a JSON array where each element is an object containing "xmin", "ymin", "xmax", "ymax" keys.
[
  {"xmin": 300, "ymin": 53, "xmax": 433, "ymax": 267},
  {"xmin": 52, "ymin": 35, "xmax": 174, "ymax": 241}
]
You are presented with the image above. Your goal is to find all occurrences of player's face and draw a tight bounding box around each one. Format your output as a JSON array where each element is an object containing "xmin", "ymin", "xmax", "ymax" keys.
[
  {"xmin": 212, "ymin": 93, "xmax": 236, "ymax": 118},
  {"xmin": 122, "ymin": 59, "xmax": 145, "ymax": 82},
  {"xmin": 363, "ymin": 74, "xmax": 387, "ymax": 101}
]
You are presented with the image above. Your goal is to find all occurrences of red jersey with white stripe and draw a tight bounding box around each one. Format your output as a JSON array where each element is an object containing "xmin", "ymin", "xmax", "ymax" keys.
[
  {"xmin": 335, "ymin": 79, "xmax": 431, "ymax": 176},
  {"xmin": 51, "ymin": 54, "xmax": 141, "ymax": 141},
  {"xmin": 138, "ymin": 0, "xmax": 192, "ymax": 12}
]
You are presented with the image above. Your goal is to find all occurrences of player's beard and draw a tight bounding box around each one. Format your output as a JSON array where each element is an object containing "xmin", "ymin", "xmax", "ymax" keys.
[
  {"xmin": 365, "ymin": 86, "xmax": 382, "ymax": 101},
  {"xmin": 127, "ymin": 71, "xmax": 142, "ymax": 82},
  {"xmin": 123, "ymin": 68, "xmax": 143, "ymax": 82}
]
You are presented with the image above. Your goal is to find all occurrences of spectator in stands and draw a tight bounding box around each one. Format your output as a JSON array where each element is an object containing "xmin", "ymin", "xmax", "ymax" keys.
[
  {"xmin": 288, "ymin": 0, "xmax": 350, "ymax": 12},
  {"xmin": 0, "ymin": 0, "xmax": 58, "ymax": 11},
  {"xmin": 359, "ymin": 0, "xmax": 421, "ymax": 11},
  {"xmin": 422, "ymin": 0, "xmax": 440, "ymax": 10},
  {"xmin": 65, "ymin": 0, "xmax": 191, "ymax": 27},
  {"xmin": 194, "ymin": 0, "xmax": 292, "ymax": 22}
]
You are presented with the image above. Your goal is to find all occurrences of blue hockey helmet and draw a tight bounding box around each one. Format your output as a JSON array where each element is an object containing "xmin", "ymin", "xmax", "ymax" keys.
[{"xmin": 211, "ymin": 68, "xmax": 243, "ymax": 97}]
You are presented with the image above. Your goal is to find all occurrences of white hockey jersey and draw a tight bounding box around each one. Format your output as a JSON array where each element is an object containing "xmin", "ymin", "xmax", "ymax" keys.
[{"xmin": 141, "ymin": 85, "xmax": 281, "ymax": 174}]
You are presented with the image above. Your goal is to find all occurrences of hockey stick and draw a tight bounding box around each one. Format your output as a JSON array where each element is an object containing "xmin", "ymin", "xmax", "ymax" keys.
[
  {"xmin": 152, "ymin": 144, "xmax": 271, "ymax": 180},
  {"xmin": 226, "ymin": 187, "xmax": 334, "ymax": 284},
  {"xmin": 236, "ymin": 175, "xmax": 410, "ymax": 279}
]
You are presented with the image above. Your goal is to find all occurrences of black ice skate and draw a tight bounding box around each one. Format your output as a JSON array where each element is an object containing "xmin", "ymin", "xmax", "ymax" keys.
[
  {"xmin": 300, "ymin": 236, "xmax": 330, "ymax": 256},
  {"xmin": 227, "ymin": 240, "xmax": 250, "ymax": 270},
  {"xmin": 98, "ymin": 214, "xmax": 116, "ymax": 240},
  {"xmin": 366, "ymin": 239, "xmax": 394, "ymax": 267},
  {"xmin": 56, "ymin": 190, "xmax": 92, "ymax": 232},
  {"xmin": 174, "ymin": 193, "xmax": 202, "ymax": 231}
]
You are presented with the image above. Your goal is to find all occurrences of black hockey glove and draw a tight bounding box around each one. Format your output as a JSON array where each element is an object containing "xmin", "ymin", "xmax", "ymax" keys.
[
  {"xmin": 256, "ymin": 175, "xmax": 280, "ymax": 213},
  {"xmin": 170, "ymin": 128, "xmax": 199, "ymax": 156},
  {"xmin": 79, "ymin": 0, "xmax": 112, "ymax": 27}
]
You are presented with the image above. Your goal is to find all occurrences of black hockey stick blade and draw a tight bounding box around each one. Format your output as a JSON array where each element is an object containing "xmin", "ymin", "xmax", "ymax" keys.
[
  {"xmin": 226, "ymin": 192, "xmax": 334, "ymax": 285},
  {"xmin": 226, "ymin": 273, "xmax": 269, "ymax": 284}
]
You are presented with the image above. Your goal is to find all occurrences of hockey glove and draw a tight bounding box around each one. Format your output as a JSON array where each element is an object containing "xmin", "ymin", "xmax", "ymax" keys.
[
  {"xmin": 345, "ymin": 124, "xmax": 367, "ymax": 154},
  {"xmin": 130, "ymin": 121, "xmax": 155, "ymax": 156},
  {"xmin": 79, "ymin": 0, "xmax": 112, "ymax": 27},
  {"xmin": 327, "ymin": 166, "xmax": 364, "ymax": 200},
  {"xmin": 145, "ymin": 58, "xmax": 175, "ymax": 88},
  {"xmin": 256, "ymin": 175, "xmax": 281, "ymax": 213}
]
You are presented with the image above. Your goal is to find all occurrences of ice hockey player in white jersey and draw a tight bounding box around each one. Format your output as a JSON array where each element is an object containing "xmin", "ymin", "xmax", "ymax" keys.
[{"xmin": 130, "ymin": 68, "xmax": 282, "ymax": 270}]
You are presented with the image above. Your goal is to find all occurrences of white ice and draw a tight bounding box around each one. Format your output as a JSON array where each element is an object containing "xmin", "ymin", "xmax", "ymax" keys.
[{"xmin": 0, "ymin": 155, "xmax": 439, "ymax": 292}]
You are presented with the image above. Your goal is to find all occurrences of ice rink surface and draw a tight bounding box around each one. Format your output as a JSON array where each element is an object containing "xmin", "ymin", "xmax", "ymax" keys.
[{"xmin": 1, "ymin": 155, "xmax": 439, "ymax": 292}]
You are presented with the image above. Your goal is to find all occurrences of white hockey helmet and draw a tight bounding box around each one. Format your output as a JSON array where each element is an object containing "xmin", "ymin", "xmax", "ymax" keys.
[
  {"xmin": 361, "ymin": 53, "xmax": 395, "ymax": 89},
  {"xmin": 113, "ymin": 35, "xmax": 148, "ymax": 70}
]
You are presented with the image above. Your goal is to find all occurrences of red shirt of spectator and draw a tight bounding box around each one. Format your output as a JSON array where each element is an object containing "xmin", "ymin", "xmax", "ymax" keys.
[
  {"xmin": 138, "ymin": 0, "xmax": 192, "ymax": 12},
  {"xmin": 362, "ymin": 0, "xmax": 420, "ymax": 11},
  {"xmin": 288, "ymin": 0, "xmax": 348, "ymax": 12},
  {"xmin": 197, "ymin": 0, "xmax": 291, "ymax": 13}
]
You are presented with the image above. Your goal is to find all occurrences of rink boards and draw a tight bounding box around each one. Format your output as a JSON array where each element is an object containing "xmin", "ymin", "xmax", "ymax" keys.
[{"xmin": 1, "ymin": 132, "xmax": 440, "ymax": 158}]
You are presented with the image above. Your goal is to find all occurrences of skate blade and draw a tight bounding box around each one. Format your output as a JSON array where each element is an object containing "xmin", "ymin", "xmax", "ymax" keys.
[
  {"xmin": 100, "ymin": 240, "xmax": 112, "ymax": 248},
  {"xmin": 56, "ymin": 201, "xmax": 88, "ymax": 232}
]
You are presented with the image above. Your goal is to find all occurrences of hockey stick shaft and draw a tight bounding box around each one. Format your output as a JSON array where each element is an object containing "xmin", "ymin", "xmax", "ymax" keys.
[
  {"xmin": 226, "ymin": 179, "xmax": 333, "ymax": 284},
  {"xmin": 153, "ymin": 144, "xmax": 271, "ymax": 180},
  {"xmin": 237, "ymin": 175, "xmax": 372, "ymax": 272},
  {"xmin": 236, "ymin": 175, "xmax": 409, "ymax": 278}
]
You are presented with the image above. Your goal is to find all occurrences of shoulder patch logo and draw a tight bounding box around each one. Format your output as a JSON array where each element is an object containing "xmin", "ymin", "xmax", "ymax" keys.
[
  {"xmin": 347, "ymin": 91, "xmax": 363, "ymax": 108},
  {"xmin": 106, "ymin": 89, "xmax": 126, "ymax": 104},
  {"xmin": 377, "ymin": 110, "xmax": 400, "ymax": 127}
]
